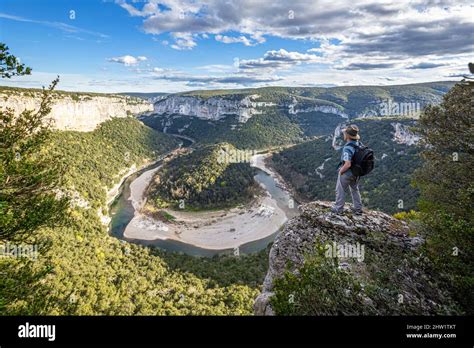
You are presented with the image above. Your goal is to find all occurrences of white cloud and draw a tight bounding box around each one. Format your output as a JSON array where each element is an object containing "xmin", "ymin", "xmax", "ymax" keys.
[
  {"xmin": 195, "ymin": 64, "xmax": 236, "ymax": 73},
  {"xmin": 115, "ymin": 0, "xmax": 473, "ymax": 72},
  {"xmin": 215, "ymin": 34, "xmax": 254, "ymax": 46},
  {"xmin": 116, "ymin": 0, "xmax": 158, "ymax": 17},
  {"xmin": 0, "ymin": 12, "xmax": 108, "ymax": 38},
  {"xmin": 107, "ymin": 55, "xmax": 148, "ymax": 66},
  {"xmin": 113, "ymin": 0, "xmax": 472, "ymax": 88},
  {"xmin": 239, "ymin": 49, "xmax": 324, "ymax": 72},
  {"xmin": 150, "ymin": 72, "xmax": 282, "ymax": 87},
  {"xmin": 170, "ymin": 33, "xmax": 197, "ymax": 50}
]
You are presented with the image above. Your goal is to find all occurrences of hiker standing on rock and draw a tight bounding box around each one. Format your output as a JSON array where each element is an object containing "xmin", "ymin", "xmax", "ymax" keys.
[{"xmin": 331, "ymin": 125, "xmax": 374, "ymax": 215}]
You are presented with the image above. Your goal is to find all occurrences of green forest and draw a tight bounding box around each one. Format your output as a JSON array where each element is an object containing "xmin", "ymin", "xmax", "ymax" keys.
[
  {"xmin": 270, "ymin": 82, "xmax": 473, "ymax": 315},
  {"xmin": 50, "ymin": 117, "xmax": 180, "ymax": 209},
  {"xmin": 271, "ymin": 117, "xmax": 421, "ymax": 214},
  {"xmin": 148, "ymin": 143, "xmax": 262, "ymax": 210},
  {"xmin": 1, "ymin": 118, "xmax": 269, "ymax": 315},
  {"xmin": 142, "ymin": 107, "xmax": 304, "ymax": 149}
]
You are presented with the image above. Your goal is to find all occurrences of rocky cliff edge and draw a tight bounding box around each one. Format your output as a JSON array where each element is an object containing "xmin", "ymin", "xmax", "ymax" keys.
[{"xmin": 254, "ymin": 201, "xmax": 457, "ymax": 315}]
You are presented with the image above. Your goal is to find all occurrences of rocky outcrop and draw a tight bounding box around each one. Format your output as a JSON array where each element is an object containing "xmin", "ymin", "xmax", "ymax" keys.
[
  {"xmin": 0, "ymin": 90, "xmax": 152, "ymax": 131},
  {"xmin": 288, "ymin": 98, "xmax": 349, "ymax": 118},
  {"xmin": 291, "ymin": 104, "xmax": 348, "ymax": 118},
  {"xmin": 331, "ymin": 123, "xmax": 345, "ymax": 150},
  {"xmin": 315, "ymin": 158, "xmax": 332, "ymax": 179},
  {"xmin": 154, "ymin": 94, "xmax": 273, "ymax": 123},
  {"xmin": 391, "ymin": 122, "xmax": 420, "ymax": 146},
  {"xmin": 254, "ymin": 201, "xmax": 455, "ymax": 315},
  {"xmin": 154, "ymin": 94, "xmax": 348, "ymax": 123}
]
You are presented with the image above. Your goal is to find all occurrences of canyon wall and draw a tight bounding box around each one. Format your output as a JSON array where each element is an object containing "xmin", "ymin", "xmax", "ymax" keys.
[
  {"xmin": 254, "ymin": 201, "xmax": 455, "ymax": 315},
  {"xmin": 153, "ymin": 94, "xmax": 349, "ymax": 123},
  {"xmin": 153, "ymin": 94, "xmax": 275, "ymax": 123},
  {"xmin": 0, "ymin": 89, "xmax": 153, "ymax": 131}
]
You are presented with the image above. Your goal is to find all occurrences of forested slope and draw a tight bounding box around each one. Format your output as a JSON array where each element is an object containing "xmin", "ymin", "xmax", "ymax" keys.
[
  {"xmin": 271, "ymin": 117, "xmax": 420, "ymax": 214},
  {"xmin": 149, "ymin": 143, "xmax": 262, "ymax": 210},
  {"xmin": 142, "ymin": 107, "xmax": 304, "ymax": 149},
  {"xmin": 0, "ymin": 118, "xmax": 269, "ymax": 315}
]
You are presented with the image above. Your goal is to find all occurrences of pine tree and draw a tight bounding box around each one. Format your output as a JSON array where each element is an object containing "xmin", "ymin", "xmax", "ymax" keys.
[
  {"xmin": 413, "ymin": 80, "xmax": 474, "ymax": 313},
  {"xmin": 0, "ymin": 43, "xmax": 31, "ymax": 78},
  {"xmin": 0, "ymin": 43, "xmax": 69, "ymax": 242}
]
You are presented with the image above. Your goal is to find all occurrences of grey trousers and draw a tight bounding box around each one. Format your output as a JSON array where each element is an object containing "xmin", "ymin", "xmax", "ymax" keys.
[{"xmin": 334, "ymin": 172, "xmax": 363, "ymax": 211}]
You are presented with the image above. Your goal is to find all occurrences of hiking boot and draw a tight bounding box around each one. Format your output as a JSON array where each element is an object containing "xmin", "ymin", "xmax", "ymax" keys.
[
  {"xmin": 351, "ymin": 208, "xmax": 363, "ymax": 216},
  {"xmin": 331, "ymin": 206, "xmax": 344, "ymax": 214}
]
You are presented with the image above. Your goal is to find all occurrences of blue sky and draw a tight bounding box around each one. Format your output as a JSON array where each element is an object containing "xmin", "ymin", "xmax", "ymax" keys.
[{"xmin": 0, "ymin": 0, "xmax": 472, "ymax": 92}]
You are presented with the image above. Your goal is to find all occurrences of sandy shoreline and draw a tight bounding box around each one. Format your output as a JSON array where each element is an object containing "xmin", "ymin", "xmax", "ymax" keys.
[
  {"xmin": 106, "ymin": 164, "xmax": 139, "ymax": 206},
  {"xmin": 123, "ymin": 153, "xmax": 291, "ymax": 250},
  {"xmin": 105, "ymin": 146, "xmax": 183, "ymax": 207}
]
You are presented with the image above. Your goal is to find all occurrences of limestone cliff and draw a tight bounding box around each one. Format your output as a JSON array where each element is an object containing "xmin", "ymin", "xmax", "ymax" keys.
[
  {"xmin": 0, "ymin": 88, "xmax": 153, "ymax": 131},
  {"xmin": 254, "ymin": 201, "xmax": 457, "ymax": 315},
  {"xmin": 391, "ymin": 122, "xmax": 420, "ymax": 146},
  {"xmin": 288, "ymin": 97, "xmax": 349, "ymax": 118},
  {"xmin": 154, "ymin": 94, "xmax": 275, "ymax": 123},
  {"xmin": 153, "ymin": 94, "xmax": 347, "ymax": 123}
]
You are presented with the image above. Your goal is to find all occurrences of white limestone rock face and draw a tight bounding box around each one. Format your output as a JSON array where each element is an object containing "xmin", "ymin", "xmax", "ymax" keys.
[
  {"xmin": 332, "ymin": 123, "xmax": 345, "ymax": 150},
  {"xmin": 288, "ymin": 97, "xmax": 349, "ymax": 118},
  {"xmin": 154, "ymin": 94, "xmax": 349, "ymax": 123},
  {"xmin": 315, "ymin": 157, "xmax": 332, "ymax": 179},
  {"xmin": 0, "ymin": 91, "xmax": 153, "ymax": 131},
  {"xmin": 391, "ymin": 122, "xmax": 420, "ymax": 146},
  {"xmin": 153, "ymin": 94, "xmax": 273, "ymax": 123}
]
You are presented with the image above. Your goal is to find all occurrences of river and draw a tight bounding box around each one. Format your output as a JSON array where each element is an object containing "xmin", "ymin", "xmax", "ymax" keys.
[{"xmin": 109, "ymin": 140, "xmax": 299, "ymax": 257}]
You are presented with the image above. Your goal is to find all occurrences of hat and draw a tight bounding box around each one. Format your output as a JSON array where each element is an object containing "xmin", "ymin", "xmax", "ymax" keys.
[{"xmin": 344, "ymin": 124, "xmax": 360, "ymax": 140}]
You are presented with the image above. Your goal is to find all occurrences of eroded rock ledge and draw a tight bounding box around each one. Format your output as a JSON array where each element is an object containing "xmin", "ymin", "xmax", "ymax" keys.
[
  {"xmin": 254, "ymin": 201, "xmax": 456, "ymax": 315},
  {"xmin": 0, "ymin": 90, "xmax": 152, "ymax": 131}
]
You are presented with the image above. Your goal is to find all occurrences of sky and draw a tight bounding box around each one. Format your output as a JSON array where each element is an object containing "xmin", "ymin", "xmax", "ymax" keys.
[{"xmin": 0, "ymin": 0, "xmax": 472, "ymax": 93}]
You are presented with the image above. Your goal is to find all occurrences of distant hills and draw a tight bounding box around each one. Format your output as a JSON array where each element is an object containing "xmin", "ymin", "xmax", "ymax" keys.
[
  {"xmin": 141, "ymin": 81, "xmax": 457, "ymax": 150},
  {"xmin": 172, "ymin": 81, "xmax": 456, "ymax": 117},
  {"xmin": 140, "ymin": 81, "xmax": 459, "ymax": 215},
  {"xmin": 119, "ymin": 92, "xmax": 169, "ymax": 103},
  {"xmin": 271, "ymin": 117, "xmax": 421, "ymax": 214}
]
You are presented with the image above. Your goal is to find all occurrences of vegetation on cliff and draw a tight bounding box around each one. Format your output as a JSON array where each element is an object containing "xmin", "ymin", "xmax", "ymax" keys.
[
  {"xmin": 149, "ymin": 143, "xmax": 262, "ymax": 210},
  {"xmin": 50, "ymin": 117, "xmax": 179, "ymax": 209},
  {"xmin": 261, "ymin": 202, "xmax": 461, "ymax": 316},
  {"xmin": 1, "ymin": 78, "xmax": 70, "ymax": 243},
  {"xmin": 413, "ymin": 81, "xmax": 473, "ymax": 313},
  {"xmin": 142, "ymin": 108, "xmax": 303, "ymax": 150},
  {"xmin": 1, "ymin": 117, "xmax": 268, "ymax": 315},
  {"xmin": 262, "ymin": 82, "xmax": 472, "ymax": 316},
  {"xmin": 0, "ymin": 45, "xmax": 68, "ymax": 243},
  {"xmin": 271, "ymin": 117, "xmax": 420, "ymax": 214}
]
